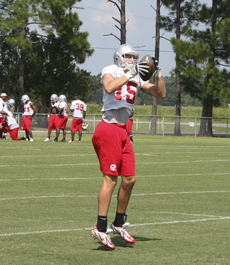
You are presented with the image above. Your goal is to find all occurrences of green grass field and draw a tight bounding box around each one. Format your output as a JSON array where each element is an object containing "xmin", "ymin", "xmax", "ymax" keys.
[{"xmin": 1, "ymin": 134, "xmax": 230, "ymax": 264}]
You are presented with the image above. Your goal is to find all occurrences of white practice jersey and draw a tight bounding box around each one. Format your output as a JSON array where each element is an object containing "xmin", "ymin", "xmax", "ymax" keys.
[
  {"xmin": 101, "ymin": 65, "xmax": 146, "ymax": 114},
  {"xmin": 59, "ymin": 102, "xmax": 68, "ymax": 116},
  {"xmin": 23, "ymin": 101, "xmax": 34, "ymax": 116},
  {"xmin": 0, "ymin": 98, "xmax": 6, "ymax": 118},
  {"xmin": 3, "ymin": 111, "xmax": 19, "ymax": 130},
  {"xmin": 53, "ymin": 102, "xmax": 60, "ymax": 108},
  {"xmin": 70, "ymin": 100, "xmax": 87, "ymax": 119},
  {"xmin": 101, "ymin": 64, "xmax": 147, "ymax": 124}
]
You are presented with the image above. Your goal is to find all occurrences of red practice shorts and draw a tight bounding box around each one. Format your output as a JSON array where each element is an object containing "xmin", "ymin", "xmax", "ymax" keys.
[
  {"xmin": 71, "ymin": 118, "xmax": 83, "ymax": 132},
  {"xmin": 9, "ymin": 128, "xmax": 19, "ymax": 140},
  {"xmin": 0, "ymin": 117, "xmax": 4, "ymax": 127},
  {"xmin": 48, "ymin": 115, "xmax": 59, "ymax": 130},
  {"xmin": 57, "ymin": 115, "xmax": 68, "ymax": 130},
  {"xmin": 21, "ymin": 116, "xmax": 32, "ymax": 131},
  {"xmin": 92, "ymin": 120, "xmax": 135, "ymax": 176},
  {"xmin": 3, "ymin": 123, "xmax": 9, "ymax": 133},
  {"xmin": 126, "ymin": 119, "xmax": 133, "ymax": 134}
]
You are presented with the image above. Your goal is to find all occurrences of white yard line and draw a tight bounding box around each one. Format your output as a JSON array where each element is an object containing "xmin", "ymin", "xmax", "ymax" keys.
[
  {"xmin": 0, "ymin": 154, "xmax": 95, "ymax": 158},
  {"xmin": 0, "ymin": 215, "xmax": 230, "ymax": 237},
  {"xmin": 0, "ymin": 190, "xmax": 230, "ymax": 201},
  {"xmin": 1, "ymin": 159, "xmax": 230, "ymax": 168},
  {"xmin": 0, "ymin": 172, "xmax": 229, "ymax": 182}
]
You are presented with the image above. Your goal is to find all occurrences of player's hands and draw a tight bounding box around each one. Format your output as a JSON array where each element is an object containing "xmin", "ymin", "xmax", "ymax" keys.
[
  {"xmin": 136, "ymin": 62, "xmax": 149, "ymax": 76},
  {"xmin": 152, "ymin": 59, "xmax": 162, "ymax": 77},
  {"xmin": 125, "ymin": 64, "xmax": 138, "ymax": 79}
]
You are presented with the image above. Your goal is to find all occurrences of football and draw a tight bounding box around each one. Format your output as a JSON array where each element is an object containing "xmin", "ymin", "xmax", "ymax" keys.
[{"xmin": 138, "ymin": 54, "xmax": 156, "ymax": 81}]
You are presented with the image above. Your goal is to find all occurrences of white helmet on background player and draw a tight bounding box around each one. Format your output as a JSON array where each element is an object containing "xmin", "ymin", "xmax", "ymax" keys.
[
  {"xmin": 59, "ymin": 94, "xmax": 66, "ymax": 103},
  {"xmin": 113, "ymin": 44, "xmax": 139, "ymax": 68},
  {"xmin": 21, "ymin": 95, "xmax": 29, "ymax": 104},
  {"xmin": 8, "ymin": 99, "xmax": 15, "ymax": 107},
  {"xmin": 82, "ymin": 121, "xmax": 88, "ymax": 130},
  {"xmin": 50, "ymin": 94, "xmax": 58, "ymax": 104}
]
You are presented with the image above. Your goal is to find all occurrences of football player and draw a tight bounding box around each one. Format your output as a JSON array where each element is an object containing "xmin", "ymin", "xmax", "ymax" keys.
[
  {"xmin": 0, "ymin": 109, "xmax": 25, "ymax": 141},
  {"xmin": 0, "ymin": 93, "xmax": 8, "ymax": 140},
  {"xmin": 53, "ymin": 95, "xmax": 68, "ymax": 142},
  {"xmin": 91, "ymin": 44, "xmax": 166, "ymax": 249},
  {"xmin": 44, "ymin": 94, "xmax": 59, "ymax": 141},
  {"xmin": 21, "ymin": 95, "xmax": 37, "ymax": 141},
  {"xmin": 1, "ymin": 98, "xmax": 16, "ymax": 140},
  {"xmin": 69, "ymin": 95, "xmax": 87, "ymax": 143}
]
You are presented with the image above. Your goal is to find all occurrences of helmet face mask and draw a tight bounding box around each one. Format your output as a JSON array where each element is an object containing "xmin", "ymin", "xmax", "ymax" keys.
[
  {"xmin": 114, "ymin": 44, "xmax": 139, "ymax": 68},
  {"xmin": 21, "ymin": 95, "xmax": 29, "ymax": 104},
  {"xmin": 59, "ymin": 95, "xmax": 66, "ymax": 103},
  {"xmin": 50, "ymin": 94, "xmax": 58, "ymax": 104}
]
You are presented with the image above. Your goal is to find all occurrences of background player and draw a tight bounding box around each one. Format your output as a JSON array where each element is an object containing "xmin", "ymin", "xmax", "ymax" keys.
[
  {"xmin": 53, "ymin": 95, "xmax": 68, "ymax": 142},
  {"xmin": 44, "ymin": 94, "xmax": 59, "ymax": 141},
  {"xmin": 0, "ymin": 93, "xmax": 8, "ymax": 140},
  {"xmin": 69, "ymin": 95, "xmax": 87, "ymax": 143},
  {"xmin": 0, "ymin": 109, "xmax": 25, "ymax": 141},
  {"xmin": 21, "ymin": 95, "xmax": 37, "ymax": 141}
]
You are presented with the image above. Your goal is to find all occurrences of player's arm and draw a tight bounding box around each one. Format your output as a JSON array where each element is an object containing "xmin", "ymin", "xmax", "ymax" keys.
[
  {"xmin": 47, "ymin": 108, "xmax": 52, "ymax": 121},
  {"xmin": 102, "ymin": 73, "xmax": 129, "ymax": 94},
  {"xmin": 70, "ymin": 103, "xmax": 74, "ymax": 112},
  {"xmin": 30, "ymin": 102, "xmax": 37, "ymax": 117},
  {"xmin": 0, "ymin": 110, "xmax": 8, "ymax": 115},
  {"xmin": 59, "ymin": 107, "xmax": 64, "ymax": 117},
  {"xmin": 141, "ymin": 76, "xmax": 166, "ymax": 99},
  {"xmin": 83, "ymin": 110, "xmax": 86, "ymax": 120}
]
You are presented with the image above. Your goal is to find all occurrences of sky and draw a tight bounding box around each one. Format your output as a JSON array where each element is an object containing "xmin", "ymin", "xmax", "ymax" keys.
[{"xmin": 73, "ymin": 0, "xmax": 210, "ymax": 77}]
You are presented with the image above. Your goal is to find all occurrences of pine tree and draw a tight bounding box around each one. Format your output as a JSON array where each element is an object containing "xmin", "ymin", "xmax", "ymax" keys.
[
  {"xmin": 161, "ymin": 0, "xmax": 199, "ymax": 135},
  {"xmin": 171, "ymin": 0, "xmax": 230, "ymax": 135}
]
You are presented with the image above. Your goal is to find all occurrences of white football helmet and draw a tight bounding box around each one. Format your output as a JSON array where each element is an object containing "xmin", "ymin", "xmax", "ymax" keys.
[
  {"xmin": 114, "ymin": 44, "xmax": 139, "ymax": 68},
  {"xmin": 21, "ymin": 95, "xmax": 29, "ymax": 104},
  {"xmin": 82, "ymin": 121, "xmax": 88, "ymax": 130},
  {"xmin": 59, "ymin": 94, "xmax": 66, "ymax": 103},
  {"xmin": 50, "ymin": 94, "xmax": 58, "ymax": 103},
  {"xmin": 8, "ymin": 99, "xmax": 15, "ymax": 107}
]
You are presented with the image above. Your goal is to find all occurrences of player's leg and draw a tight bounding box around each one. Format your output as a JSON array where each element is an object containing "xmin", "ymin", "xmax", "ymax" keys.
[
  {"xmin": 116, "ymin": 175, "xmax": 136, "ymax": 213},
  {"xmin": 98, "ymin": 174, "xmax": 118, "ymax": 217},
  {"xmin": 25, "ymin": 130, "xmax": 30, "ymax": 141},
  {"xmin": 61, "ymin": 117, "xmax": 68, "ymax": 142},
  {"xmin": 110, "ymin": 130, "xmax": 136, "ymax": 244},
  {"xmin": 91, "ymin": 173, "xmax": 117, "ymax": 250},
  {"xmin": 69, "ymin": 130, "xmax": 75, "ymax": 143},
  {"xmin": 78, "ymin": 130, "xmax": 82, "ymax": 143},
  {"xmin": 28, "ymin": 130, "xmax": 34, "ymax": 141},
  {"xmin": 54, "ymin": 128, "xmax": 60, "ymax": 141},
  {"xmin": 110, "ymin": 176, "xmax": 136, "ymax": 244},
  {"xmin": 25, "ymin": 117, "xmax": 34, "ymax": 141}
]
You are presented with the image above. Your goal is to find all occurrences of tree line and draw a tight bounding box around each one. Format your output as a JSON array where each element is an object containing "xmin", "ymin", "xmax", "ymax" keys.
[
  {"xmin": 0, "ymin": 0, "xmax": 97, "ymax": 113},
  {"xmin": 0, "ymin": 0, "xmax": 230, "ymax": 136}
]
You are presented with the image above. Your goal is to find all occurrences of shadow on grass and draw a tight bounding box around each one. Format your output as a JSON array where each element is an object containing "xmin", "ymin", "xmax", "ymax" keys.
[{"xmin": 92, "ymin": 235, "xmax": 161, "ymax": 251}]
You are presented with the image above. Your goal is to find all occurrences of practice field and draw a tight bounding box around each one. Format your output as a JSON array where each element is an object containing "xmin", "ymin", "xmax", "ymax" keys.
[{"xmin": 0, "ymin": 135, "xmax": 230, "ymax": 265}]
